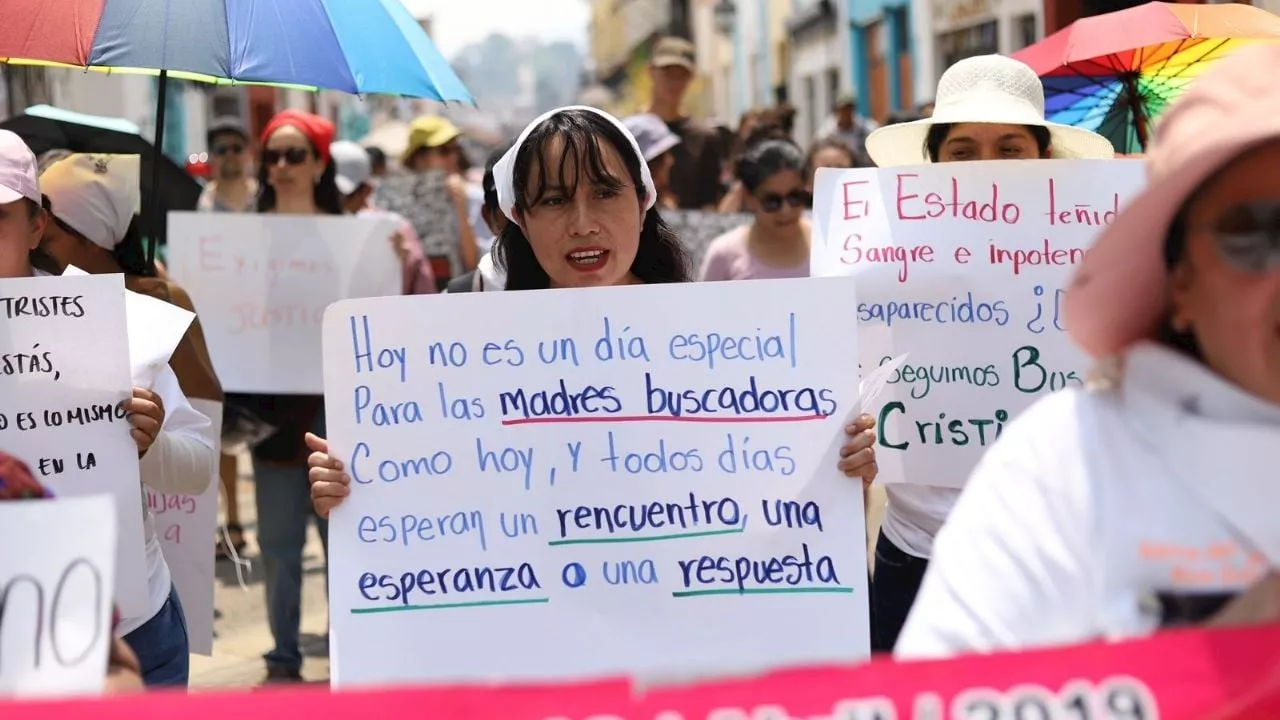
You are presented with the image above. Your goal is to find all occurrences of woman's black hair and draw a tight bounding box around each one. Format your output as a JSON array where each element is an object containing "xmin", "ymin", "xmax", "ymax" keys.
[
  {"xmin": 483, "ymin": 139, "xmax": 516, "ymax": 219},
  {"xmin": 924, "ymin": 122, "xmax": 1052, "ymax": 162},
  {"xmin": 736, "ymin": 138, "xmax": 807, "ymax": 193},
  {"xmin": 255, "ymin": 134, "xmax": 344, "ymax": 215},
  {"xmin": 27, "ymin": 195, "xmax": 59, "ymax": 274},
  {"xmin": 806, "ymin": 138, "xmax": 860, "ymax": 172},
  {"xmin": 1156, "ymin": 208, "xmax": 1202, "ymax": 359},
  {"xmin": 493, "ymin": 108, "xmax": 689, "ymax": 290},
  {"xmin": 111, "ymin": 216, "xmax": 155, "ymax": 277}
]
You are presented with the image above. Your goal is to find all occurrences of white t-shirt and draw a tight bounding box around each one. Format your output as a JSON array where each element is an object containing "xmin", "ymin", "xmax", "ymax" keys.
[
  {"xmin": 896, "ymin": 343, "xmax": 1280, "ymax": 659},
  {"xmin": 880, "ymin": 485, "xmax": 960, "ymax": 558},
  {"xmin": 116, "ymin": 363, "xmax": 215, "ymax": 635}
]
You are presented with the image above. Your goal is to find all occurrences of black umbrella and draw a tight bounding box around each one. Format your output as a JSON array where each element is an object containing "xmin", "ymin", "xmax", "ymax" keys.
[{"xmin": 0, "ymin": 105, "xmax": 202, "ymax": 245}]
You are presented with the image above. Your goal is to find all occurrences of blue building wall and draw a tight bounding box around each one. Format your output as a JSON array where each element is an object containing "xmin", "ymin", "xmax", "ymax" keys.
[{"xmin": 845, "ymin": 0, "xmax": 914, "ymax": 116}]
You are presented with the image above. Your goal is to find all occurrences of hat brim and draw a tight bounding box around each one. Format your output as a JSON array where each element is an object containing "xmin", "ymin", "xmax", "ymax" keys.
[
  {"xmin": 644, "ymin": 134, "xmax": 682, "ymax": 162},
  {"xmin": 0, "ymin": 186, "xmax": 24, "ymax": 204},
  {"xmin": 652, "ymin": 56, "xmax": 695, "ymax": 71},
  {"xmin": 866, "ymin": 117, "xmax": 1116, "ymax": 168},
  {"xmin": 1065, "ymin": 129, "xmax": 1280, "ymax": 358}
]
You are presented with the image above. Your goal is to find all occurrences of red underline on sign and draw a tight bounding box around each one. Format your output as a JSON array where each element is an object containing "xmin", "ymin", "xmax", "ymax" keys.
[{"xmin": 500, "ymin": 414, "xmax": 830, "ymax": 427}]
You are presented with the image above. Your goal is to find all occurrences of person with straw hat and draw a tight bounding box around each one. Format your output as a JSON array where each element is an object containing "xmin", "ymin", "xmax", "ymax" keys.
[
  {"xmin": 858, "ymin": 54, "xmax": 1115, "ymax": 653},
  {"xmin": 896, "ymin": 44, "xmax": 1280, "ymax": 659}
]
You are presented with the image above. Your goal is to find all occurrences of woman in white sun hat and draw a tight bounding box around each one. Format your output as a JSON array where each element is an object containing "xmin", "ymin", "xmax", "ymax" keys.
[
  {"xmin": 857, "ymin": 54, "xmax": 1114, "ymax": 653},
  {"xmin": 865, "ymin": 53, "xmax": 1114, "ymax": 167},
  {"xmin": 897, "ymin": 44, "xmax": 1280, "ymax": 660}
]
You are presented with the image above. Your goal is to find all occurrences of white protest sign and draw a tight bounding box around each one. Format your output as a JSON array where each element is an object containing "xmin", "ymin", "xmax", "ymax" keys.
[
  {"xmin": 812, "ymin": 159, "xmax": 1146, "ymax": 488},
  {"xmin": 166, "ymin": 212, "xmax": 401, "ymax": 394},
  {"xmin": 322, "ymin": 278, "xmax": 867, "ymax": 687},
  {"xmin": 146, "ymin": 398, "xmax": 221, "ymax": 656},
  {"xmin": 0, "ymin": 495, "xmax": 117, "ymax": 698},
  {"xmin": 0, "ymin": 273, "xmax": 148, "ymax": 615}
]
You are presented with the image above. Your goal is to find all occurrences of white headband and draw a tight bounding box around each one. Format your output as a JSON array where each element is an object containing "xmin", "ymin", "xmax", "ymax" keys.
[
  {"xmin": 41, "ymin": 153, "xmax": 142, "ymax": 250},
  {"xmin": 493, "ymin": 105, "xmax": 657, "ymax": 224}
]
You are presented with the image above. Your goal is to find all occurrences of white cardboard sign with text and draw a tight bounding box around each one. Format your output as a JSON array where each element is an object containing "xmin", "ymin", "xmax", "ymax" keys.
[
  {"xmin": 0, "ymin": 496, "xmax": 117, "ymax": 699},
  {"xmin": 167, "ymin": 212, "xmax": 401, "ymax": 394},
  {"xmin": 0, "ymin": 273, "xmax": 148, "ymax": 616},
  {"xmin": 322, "ymin": 278, "xmax": 868, "ymax": 687},
  {"xmin": 811, "ymin": 159, "xmax": 1146, "ymax": 488},
  {"xmin": 146, "ymin": 398, "xmax": 221, "ymax": 655}
]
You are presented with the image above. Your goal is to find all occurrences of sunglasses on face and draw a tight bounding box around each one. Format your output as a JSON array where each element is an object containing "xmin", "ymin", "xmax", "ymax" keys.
[
  {"xmin": 1208, "ymin": 201, "xmax": 1280, "ymax": 273},
  {"xmin": 262, "ymin": 147, "xmax": 311, "ymax": 167},
  {"xmin": 213, "ymin": 143, "xmax": 244, "ymax": 156},
  {"xmin": 757, "ymin": 189, "xmax": 811, "ymax": 213}
]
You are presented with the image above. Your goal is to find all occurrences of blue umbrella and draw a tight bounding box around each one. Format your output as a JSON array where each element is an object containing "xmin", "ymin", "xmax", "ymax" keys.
[{"xmin": 0, "ymin": 0, "xmax": 474, "ymax": 260}]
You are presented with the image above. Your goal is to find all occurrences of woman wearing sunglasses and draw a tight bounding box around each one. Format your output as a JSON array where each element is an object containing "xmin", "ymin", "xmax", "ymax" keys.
[
  {"xmin": 896, "ymin": 46, "xmax": 1280, "ymax": 660},
  {"xmin": 699, "ymin": 137, "xmax": 811, "ymax": 281},
  {"xmin": 242, "ymin": 109, "xmax": 342, "ymax": 683}
]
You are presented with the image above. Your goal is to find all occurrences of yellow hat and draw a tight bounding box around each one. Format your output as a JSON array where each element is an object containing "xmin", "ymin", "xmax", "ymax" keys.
[{"xmin": 403, "ymin": 115, "xmax": 461, "ymax": 162}]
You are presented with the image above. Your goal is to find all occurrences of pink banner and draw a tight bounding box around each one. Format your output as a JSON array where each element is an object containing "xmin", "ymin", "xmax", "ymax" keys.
[{"xmin": 5, "ymin": 624, "xmax": 1278, "ymax": 719}]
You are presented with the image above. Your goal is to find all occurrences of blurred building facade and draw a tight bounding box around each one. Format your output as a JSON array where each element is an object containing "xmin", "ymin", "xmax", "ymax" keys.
[
  {"xmin": 789, "ymin": 0, "xmax": 854, "ymax": 147},
  {"xmin": 925, "ymin": 0, "xmax": 1042, "ymax": 99}
]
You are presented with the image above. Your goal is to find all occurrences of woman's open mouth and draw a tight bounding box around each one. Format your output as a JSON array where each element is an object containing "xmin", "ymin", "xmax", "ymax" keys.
[{"xmin": 566, "ymin": 247, "xmax": 609, "ymax": 272}]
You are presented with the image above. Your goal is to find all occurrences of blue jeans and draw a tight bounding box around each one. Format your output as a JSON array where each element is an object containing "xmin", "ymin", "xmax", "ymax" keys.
[
  {"xmin": 252, "ymin": 457, "xmax": 329, "ymax": 671},
  {"xmin": 123, "ymin": 584, "xmax": 189, "ymax": 687},
  {"xmin": 870, "ymin": 531, "xmax": 929, "ymax": 652}
]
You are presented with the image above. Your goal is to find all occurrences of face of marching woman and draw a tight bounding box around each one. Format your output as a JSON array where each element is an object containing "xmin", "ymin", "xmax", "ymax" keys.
[
  {"xmin": 263, "ymin": 125, "xmax": 324, "ymax": 199},
  {"xmin": 515, "ymin": 129, "xmax": 644, "ymax": 289},
  {"xmin": 929, "ymin": 122, "xmax": 1050, "ymax": 162},
  {"xmin": 0, "ymin": 199, "xmax": 45, "ymax": 277},
  {"xmin": 1167, "ymin": 141, "xmax": 1280, "ymax": 405}
]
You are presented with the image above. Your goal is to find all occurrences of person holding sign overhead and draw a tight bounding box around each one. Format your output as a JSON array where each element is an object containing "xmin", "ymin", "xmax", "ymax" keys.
[
  {"xmin": 896, "ymin": 45, "xmax": 1280, "ymax": 659},
  {"xmin": 857, "ymin": 54, "xmax": 1114, "ymax": 652},
  {"xmin": 37, "ymin": 152, "xmax": 219, "ymax": 687},
  {"xmin": 305, "ymin": 107, "xmax": 880, "ymax": 536}
]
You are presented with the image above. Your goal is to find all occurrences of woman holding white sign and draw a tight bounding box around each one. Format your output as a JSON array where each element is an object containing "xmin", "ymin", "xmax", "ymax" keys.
[
  {"xmin": 306, "ymin": 107, "xmax": 880, "ymax": 519},
  {"xmin": 230, "ymin": 109, "xmax": 345, "ymax": 684},
  {"xmin": 896, "ymin": 45, "xmax": 1280, "ymax": 658},
  {"xmin": 858, "ymin": 54, "xmax": 1114, "ymax": 652},
  {"xmin": 37, "ymin": 152, "xmax": 220, "ymax": 688}
]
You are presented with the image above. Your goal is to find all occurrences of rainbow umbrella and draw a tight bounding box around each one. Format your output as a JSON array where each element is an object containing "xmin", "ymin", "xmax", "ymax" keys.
[
  {"xmin": 1012, "ymin": 1, "xmax": 1280, "ymax": 154},
  {"xmin": 0, "ymin": 0, "xmax": 473, "ymax": 259}
]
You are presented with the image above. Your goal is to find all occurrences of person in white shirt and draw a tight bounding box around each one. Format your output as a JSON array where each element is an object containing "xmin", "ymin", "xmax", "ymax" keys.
[
  {"xmin": 896, "ymin": 44, "xmax": 1280, "ymax": 659},
  {"xmin": 38, "ymin": 152, "xmax": 219, "ymax": 686},
  {"xmin": 860, "ymin": 54, "xmax": 1113, "ymax": 651}
]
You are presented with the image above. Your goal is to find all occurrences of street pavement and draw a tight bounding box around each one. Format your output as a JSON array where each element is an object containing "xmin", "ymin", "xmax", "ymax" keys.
[
  {"xmin": 190, "ymin": 457, "xmax": 331, "ymax": 689},
  {"xmin": 190, "ymin": 454, "xmax": 887, "ymax": 690}
]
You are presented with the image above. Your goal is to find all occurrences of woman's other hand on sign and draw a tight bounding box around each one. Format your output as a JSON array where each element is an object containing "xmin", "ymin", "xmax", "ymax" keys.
[
  {"xmin": 306, "ymin": 432, "xmax": 349, "ymax": 518},
  {"xmin": 106, "ymin": 636, "xmax": 144, "ymax": 693},
  {"xmin": 389, "ymin": 229, "xmax": 412, "ymax": 265},
  {"xmin": 1207, "ymin": 571, "xmax": 1280, "ymax": 628},
  {"xmin": 125, "ymin": 387, "xmax": 165, "ymax": 457},
  {"xmin": 839, "ymin": 413, "xmax": 878, "ymax": 489}
]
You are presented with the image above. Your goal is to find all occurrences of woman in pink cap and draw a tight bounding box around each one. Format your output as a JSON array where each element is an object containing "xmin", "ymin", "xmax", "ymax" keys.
[{"xmin": 896, "ymin": 45, "xmax": 1280, "ymax": 659}]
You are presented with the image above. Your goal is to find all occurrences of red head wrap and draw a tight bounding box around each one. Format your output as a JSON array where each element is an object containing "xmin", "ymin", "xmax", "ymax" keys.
[
  {"xmin": 260, "ymin": 110, "xmax": 336, "ymax": 165},
  {"xmin": 0, "ymin": 451, "xmax": 52, "ymax": 500}
]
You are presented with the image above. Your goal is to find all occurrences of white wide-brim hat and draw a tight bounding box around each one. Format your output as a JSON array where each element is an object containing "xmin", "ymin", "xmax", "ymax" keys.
[{"xmin": 866, "ymin": 54, "xmax": 1115, "ymax": 167}]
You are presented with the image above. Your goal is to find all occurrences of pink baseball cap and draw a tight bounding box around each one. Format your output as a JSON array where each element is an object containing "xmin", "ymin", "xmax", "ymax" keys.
[
  {"xmin": 1065, "ymin": 44, "xmax": 1280, "ymax": 358},
  {"xmin": 0, "ymin": 130, "xmax": 40, "ymax": 205}
]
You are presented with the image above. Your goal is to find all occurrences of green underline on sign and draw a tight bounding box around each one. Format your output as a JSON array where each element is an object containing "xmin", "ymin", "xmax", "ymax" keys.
[
  {"xmin": 547, "ymin": 526, "xmax": 747, "ymax": 546},
  {"xmin": 671, "ymin": 587, "xmax": 855, "ymax": 598},
  {"xmin": 351, "ymin": 598, "xmax": 550, "ymax": 615}
]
